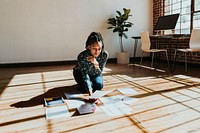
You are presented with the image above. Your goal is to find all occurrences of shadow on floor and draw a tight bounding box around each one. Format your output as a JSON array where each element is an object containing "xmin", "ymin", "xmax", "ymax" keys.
[{"xmin": 10, "ymin": 84, "xmax": 79, "ymax": 108}]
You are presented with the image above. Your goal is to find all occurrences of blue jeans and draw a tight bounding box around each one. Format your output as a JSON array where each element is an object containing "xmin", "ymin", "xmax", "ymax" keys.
[{"xmin": 73, "ymin": 69, "xmax": 103, "ymax": 93}]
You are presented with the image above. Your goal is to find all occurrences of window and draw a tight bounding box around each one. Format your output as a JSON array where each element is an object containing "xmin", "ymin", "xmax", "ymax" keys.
[
  {"xmin": 193, "ymin": 0, "xmax": 200, "ymax": 29},
  {"xmin": 164, "ymin": 0, "xmax": 191, "ymax": 34},
  {"xmin": 164, "ymin": 0, "xmax": 200, "ymax": 34}
]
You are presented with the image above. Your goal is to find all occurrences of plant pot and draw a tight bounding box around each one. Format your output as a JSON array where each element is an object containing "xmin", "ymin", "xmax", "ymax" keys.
[{"xmin": 117, "ymin": 52, "xmax": 130, "ymax": 64}]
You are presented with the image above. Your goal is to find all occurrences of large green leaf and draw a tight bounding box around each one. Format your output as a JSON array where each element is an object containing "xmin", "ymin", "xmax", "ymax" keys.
[
  {"xmin": 116, "ymin": 11, "xmax": 121, "ymax": 16},
  {"xmin": 122, "ymin": 33, "xmax": 128, "ymax": 39},
  {"xmin": 123, "ymin": 8, "xmax": 131, "ymax": 15},
  {"xmin": 107, "ymin": 8, "xmax": 133, "ymax": 50}
]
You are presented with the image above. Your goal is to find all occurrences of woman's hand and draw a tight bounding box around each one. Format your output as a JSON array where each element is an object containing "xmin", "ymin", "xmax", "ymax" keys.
[
  {"xmin": 87, "ymin": 56, "xmax": 99, "ymax": 69},
  {"xmin": 89, "ymin": 89, "xmax": 93, "ymax": 96},
  {"xmin": 84, "ymin": 97, "xmax": 98, "ymax": 103}
]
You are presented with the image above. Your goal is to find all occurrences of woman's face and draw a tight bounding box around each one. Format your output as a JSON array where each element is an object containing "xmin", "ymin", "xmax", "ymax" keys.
[{"xmin": 88, "ymin": 42, "xmax": 103, "ymax": 57}]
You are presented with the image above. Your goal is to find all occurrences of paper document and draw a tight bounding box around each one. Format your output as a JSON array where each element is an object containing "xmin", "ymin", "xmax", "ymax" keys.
[
  {"xmin": 99, "ymin": 102, "xmax": 132, "ymax": 116},
  {"xmin": 99, "ymin": 95, "xmax": 138, "ymax": 105},
  {"xmin": 90, "ymin": 90, "xmax": 113, "ymax": 99},
  {"xmin": 117, "ymin": 88, "xmax": 138, "ymax": 95},
  {"xmin": 64, "ymin": 92, "xmax": 84, "ymax": 99},
  {"xmin": 122, "ymin": 96, "xmax": 139, "ymax": 105},
  {"xmin": 99, "ymin": 95, "xmax": 124, "ymax": 104},
  {"xmin": 45, "ymin": 106, "xmax": 70, "ymax": 119},
  {"xmin": 77, "ymin": 103, "xmax": 96, "ymax": 114},
  {"xmin": 65, "ymin": 99, "xmax": 85, "ymax": 109},
  {"xmin": 44, "ymin": 97, "xmax": 65, "ymax": 107}
]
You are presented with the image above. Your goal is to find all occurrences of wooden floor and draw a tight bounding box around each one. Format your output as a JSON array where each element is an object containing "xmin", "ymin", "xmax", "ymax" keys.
[{"xmin": 1, "ymin": 60, "xmax": 200, "ymax": 133}]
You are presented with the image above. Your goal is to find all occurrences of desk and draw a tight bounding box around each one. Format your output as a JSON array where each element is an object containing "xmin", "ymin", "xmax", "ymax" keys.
[
  {"xmin": 150, "ymin": 35, "xmax": 190, "ymax": 58},
  {"xmin": 131, "ymin": 35, "xmax": 191, "ymax": 67},
  {"xmin": 131, "ymin": 36, "xmax": 141, "ymax": 64},
  {"xmin": 150, "ymin": 35, "xmax": 190, "ymax": 70}
]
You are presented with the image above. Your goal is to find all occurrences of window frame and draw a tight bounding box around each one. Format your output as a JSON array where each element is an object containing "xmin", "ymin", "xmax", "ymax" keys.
[{"xmin": 162, "ymin": 0, "xmax": 200, "ymax": 34}]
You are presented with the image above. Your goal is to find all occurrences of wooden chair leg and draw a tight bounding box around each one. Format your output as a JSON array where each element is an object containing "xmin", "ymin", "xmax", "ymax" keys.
[
  {"xmin": 151, "ymin": 52, "xmax": 154, "ymax": 68},
  {"xmin": 140, "ymin": 52, "xmax": 144, "ymax": 65},
  {"xmin": 185, "ymin": 52, "xmax": 187, "ymax": 72},
  {"xmin": 172, "ymin": 50, "xmax": 177, "ymax": 72},
  {"xmin": 188, "ymin": 52, "xmax": 193, "ymax": 71},
  {"xmin": 165, "ymin": 51, "xmax": 170, "ymax": 71}
]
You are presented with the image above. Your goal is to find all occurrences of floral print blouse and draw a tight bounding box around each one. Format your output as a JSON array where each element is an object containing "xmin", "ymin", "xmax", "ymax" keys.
[{"xmin": 74, "ymin": 49, "xmax": 109, "ymax": 90}]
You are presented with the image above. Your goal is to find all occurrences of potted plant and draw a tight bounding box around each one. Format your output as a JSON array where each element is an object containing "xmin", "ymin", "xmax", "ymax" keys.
[{"xmin": 107, "ymin": 8, "xmax": 133, "ymax": 64}]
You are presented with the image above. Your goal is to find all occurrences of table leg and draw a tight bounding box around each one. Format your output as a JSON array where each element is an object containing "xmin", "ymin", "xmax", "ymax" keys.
[{"xmin": 133, "ymin": 39, "xmax": 138, "ymax": 64}]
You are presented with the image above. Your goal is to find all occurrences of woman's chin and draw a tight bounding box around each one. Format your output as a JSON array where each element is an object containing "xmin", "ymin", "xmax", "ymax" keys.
[{"xmin": 95, "ymin": 54, "xmax": 101, "ymax": 57}]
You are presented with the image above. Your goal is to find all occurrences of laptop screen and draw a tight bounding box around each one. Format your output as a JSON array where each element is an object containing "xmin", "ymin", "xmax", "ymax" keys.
[{"xmin": 155, "ymin": 14, "xmax": 180, "ymax": 31}]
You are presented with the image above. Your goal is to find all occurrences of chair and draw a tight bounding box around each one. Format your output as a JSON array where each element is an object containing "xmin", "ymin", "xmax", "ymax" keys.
[
  {"xmin": 173, "ymin": 29, "xmax": 200, "ymax": 72},
  {"xmin": 140, "ymin": 31, "xmax": 169, "ymax": 68}
]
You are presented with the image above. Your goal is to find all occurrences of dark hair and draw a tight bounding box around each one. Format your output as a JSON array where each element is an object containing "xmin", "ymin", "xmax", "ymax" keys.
[{"xmin": 85, "ymin": 32, "xmax": 104, "ymax": 50}]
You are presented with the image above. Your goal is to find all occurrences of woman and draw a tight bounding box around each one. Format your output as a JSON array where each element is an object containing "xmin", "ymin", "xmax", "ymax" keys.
[{"xmin": 73, "ymin": 32, "xmax": 109, "ymax": 96}]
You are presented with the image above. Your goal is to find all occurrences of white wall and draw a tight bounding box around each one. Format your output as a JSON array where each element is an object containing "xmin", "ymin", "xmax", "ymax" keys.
[{"xmin": 0, "ymin": 0, "xmax": 153, "ymax": 64}]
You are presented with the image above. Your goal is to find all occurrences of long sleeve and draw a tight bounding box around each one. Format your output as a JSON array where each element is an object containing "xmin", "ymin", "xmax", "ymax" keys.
[
  {"xmin": 95, "ymin": 50, "xmax": 109, "ymax": 74},
  {"xmin": 77, "ymin": 51, "xmax": 93, "ymax": 91},
  {"xmin": 76, "ymin": 50, "xmax": 109, "ymax": 92}
]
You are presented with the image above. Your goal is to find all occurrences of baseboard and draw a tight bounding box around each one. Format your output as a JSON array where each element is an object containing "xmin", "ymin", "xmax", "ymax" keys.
[
  {"xmin": 0, "ymin": 58, "xmax": 119, "ymax": 68},
  {"xmin": 0, "ymin": 57, "xmax": 152, "ymax": 68}
]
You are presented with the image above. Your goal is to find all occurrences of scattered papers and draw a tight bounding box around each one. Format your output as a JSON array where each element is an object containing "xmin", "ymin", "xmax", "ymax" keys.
[
  {"xmin": 44, "ymin": 97, "xmax": 65, "ymax": 106},
  {"xmin": 99, "ymin": 102, "xmax": 132, "ymax": 116},
  {"xmin": 99, "ymin": 95, "xmax": 124, "ymax": 104},
  {"xmin": 99, "ymin": 95, "xmax": 138, "ymax": 105},
  {"xmin": 117, "ymin": 88, "xmax": 138, "ymax": 95},
  {"xmin": 90, "ymin": 90, "xmax": 113, "ymax": 99},
  {"xmin": 65, "ymin": 99, "xmax": 85, "ymax": 109},
  {"xmin": 64, "ymin": 92, "xmax": 84, "ymax": 99},
  {"xmin": 45, "ymin": 105, "xmax": 70, "ymax": 119},
  {"xmin": 44, "ymin": 96, "xmax": 70, "ymax": 119},
  {"xmin": 122, "ymin": 96, "xmax": 139, "ymax": 105},
  {"xmin": 77, "ymin": 103, "xmax": 96, "ymax": 114},
  {"xmin": 43, "ymin": 88, "xmax": 138, "ymax": 119}
]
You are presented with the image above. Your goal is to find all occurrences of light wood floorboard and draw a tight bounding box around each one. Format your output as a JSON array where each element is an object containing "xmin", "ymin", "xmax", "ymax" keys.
[{"xmin": 0, "ymin": 61, "xmax": 200, "ymax": 133}]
